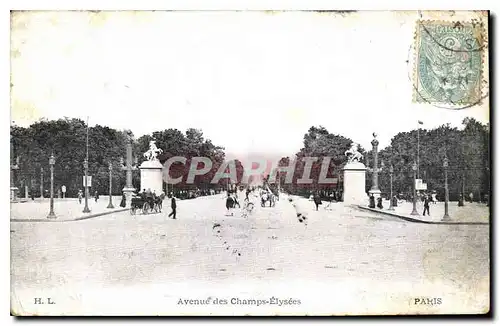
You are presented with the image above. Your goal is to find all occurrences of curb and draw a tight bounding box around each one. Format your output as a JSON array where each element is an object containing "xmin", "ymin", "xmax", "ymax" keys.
[
  {"xmin": 10, "ymin": 208, "xmax": 129, "ymax": 223},
  {"xmin": 355, "ymin": 205, "xmax": 489, "ymax": 225}
]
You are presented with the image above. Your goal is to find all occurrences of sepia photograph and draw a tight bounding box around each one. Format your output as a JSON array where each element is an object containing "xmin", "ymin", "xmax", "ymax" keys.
[{"xmin": 9, "ymin": 9, "xmax": 490, "ymax": 316}]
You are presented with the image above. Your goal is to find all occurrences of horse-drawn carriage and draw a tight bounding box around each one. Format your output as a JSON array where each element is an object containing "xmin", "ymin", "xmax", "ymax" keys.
[{"xmin": 130, "ymin": 193, "xmax": 164, "ymax": 215}]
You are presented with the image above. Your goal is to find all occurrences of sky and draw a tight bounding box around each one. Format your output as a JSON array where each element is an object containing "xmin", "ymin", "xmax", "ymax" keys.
[{"xmin": 10, "ymin": 11, "xmax": 489, "ymax": 160}]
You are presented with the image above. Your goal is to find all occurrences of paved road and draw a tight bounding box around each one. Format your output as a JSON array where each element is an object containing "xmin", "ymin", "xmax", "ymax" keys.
[{"xmin": 10, "ymin": 193, "xmax": 489, "ymax": 315}]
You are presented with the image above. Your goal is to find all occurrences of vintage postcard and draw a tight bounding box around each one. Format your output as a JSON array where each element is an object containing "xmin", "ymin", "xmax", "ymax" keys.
[{"xmin": 10, "ymin": 10, "xmax": 490, "ymax": 316}]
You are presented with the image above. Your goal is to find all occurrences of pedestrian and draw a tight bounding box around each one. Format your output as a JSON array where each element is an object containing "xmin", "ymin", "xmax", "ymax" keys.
[
  {"xmin": 392, "ymin": 195, "xmax": 398, "ymax": 207},
  {"xmin": 226, "ymin": 193, "xmax": 235, "ymax": 215},
  {"xmin": 458, "ymin": 193, "xmax": 464, "ymax": 206},
  {"xmin": 368, "ymin": 194, "xmax": 375, "ymax": 208},
  {"xmin": 377, "ymin": 197, "xmax": 383, "ymax": 209},
  {"xmin": 469, "ymin": 192, "xmax": 474, "ymax": 203},
  {"xmin": 313, "ymin": 193, "xmax": 322, "ymax": 211},
  {"xmin": 120, "ymin": 193, "xmax": 126, "ymax": 207},
  {"xmin": 168, "ymin": 193, "xmax": 177, "ymax": 219},
  {"xmin": 233, "ymin": 193, "xmax": 240, "ymax": 208},
  {"xmin": 78, "ymin": 190, "xmax": 83, "ymax": 204},
  {"xmin": 431, "ymin": 192, "xmax": 437, "ymax": 204},
  {"xmin": 423, "ymin": 195, "xmax": 430, "ymax": 216},
  {"xmin": 94, "ymin": 190, "xmax": 99, "ymax": 202}
]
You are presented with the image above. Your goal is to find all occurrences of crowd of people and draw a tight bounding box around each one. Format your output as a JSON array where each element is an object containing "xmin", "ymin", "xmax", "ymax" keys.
[{"xmin": 67, "ymin": 183, "xmax": 488, "ymax": 222}]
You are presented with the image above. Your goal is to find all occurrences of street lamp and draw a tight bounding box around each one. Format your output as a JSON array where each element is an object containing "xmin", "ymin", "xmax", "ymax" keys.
[
  {"xmin": 10, "ymin": 156, "xmax": 19, "ymax": 202},
  {"xmin": 83, "ymin": 159, "xmax": 91, "ymax": 213},
  {"xmin": 410, "ymin": 161, "xmax": 419, "ymax": 216},
  {"xmin": 442, "ymin": 156, "xmax": 451, "ymax": 221},
  {"xmin": 107, "ymin": 161, "xmax": 114, "ymax": 209},
  {"xmin": 47, "ymin": 154, "xmax": 57, "ymax": 219},
  {"xmin": 388, "ymin": 164, "xmax": 395, "ymax": 211},
  {"xmin": 40, "ymin": 167, "xmax": 44, "ymax": 200}
]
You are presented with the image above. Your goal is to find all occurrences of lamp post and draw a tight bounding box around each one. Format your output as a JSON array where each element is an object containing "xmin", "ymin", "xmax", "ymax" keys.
[
  {"xmin": 442, "ymin": 157, "xmax": 451, "ymax": 221},
  {"xmin": 388, "ymin": 164, "xmax": 395, "ymax": 211},
  {"xmin": 417, "ymin": 125, "xmax": 420, "ymax": 179},
  {"xmin": 486, "ymin": 165, "xmax": 490, "ymax": 207},
  {"xmin": 107, "ymin": 161, "xmax": 114, "ymax": 209},
  {"xmin": 40, "ymin": 167, "xmax": 44, "ymax": 200},
  {"xmin": 83, "ymin": 116, "xmax": 91, "ymax": 213},
  {"xmin": 24, "ymin": 180, "xmax": 29, "ymax": 200},
  {"xmin": 30, "ymin": 176, "xmax": 35, "ymax": 200},
  {"xmin": 10, "ymin": 156, "xmax": 19, "ymax": 202},
  {"xmin": 410, "ymin": 161, "xmax": 419, "ymax": 216},
  {"xmin": 47, "ymin": 154, "xmax": 57, "ymax": 219},
  {"xmin": 458, "ymin": 173, "xmax": 466, "ymax": 207},
  {"xmin": 83, "ymin": 159, "xmax": 91, "ymax": 213}
]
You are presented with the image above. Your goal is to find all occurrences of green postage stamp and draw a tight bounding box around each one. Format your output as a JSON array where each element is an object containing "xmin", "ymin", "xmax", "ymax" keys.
[{"xmin": 414, "ymin": 20, "xmax": 485, "ymax": 107}]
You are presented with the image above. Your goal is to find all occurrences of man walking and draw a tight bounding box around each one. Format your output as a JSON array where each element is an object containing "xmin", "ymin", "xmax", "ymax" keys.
[
  {"xmin": 377, "ymin": 197, "xmax": 383, "ymax": 209},
  {"xmin": 423, "ymin": 194, "xmax": 430, "ymax": 216},
  {"xmin": 168, "ymin": 193, "xmax": 177, "ymax": 219},
  {"xmin": 313, "ymin": 193, "xmax": 322, "ymax": 211},
  {"xmin": 119, "ymin": 193, "xmax": 126, "ymax": 207},
  {"xmin": 233, "ymin": 192, "xmax": 240, "ymax": 208},
  {"xmin": 368, "ymin": 194, "xmax": 375, "ymax": 208}
]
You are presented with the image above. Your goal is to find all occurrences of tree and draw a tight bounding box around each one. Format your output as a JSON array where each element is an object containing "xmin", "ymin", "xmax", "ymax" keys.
[{"xmin": 288, "ymin": 126, "xmax": 357, "ymax": 196}]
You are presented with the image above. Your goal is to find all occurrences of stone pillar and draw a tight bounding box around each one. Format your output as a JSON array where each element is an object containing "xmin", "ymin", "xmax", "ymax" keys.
[
  {"xmin": 121, "ymin": 140, "xmax": 137, "ymax": 207},
  {"xmin": 342, "ymin": 162, "xmax": 367, "ymax": 205},
  {"xmin": 140, "ymin": 160, "xmax": 163, "ymax": 195},
  {"xmin": 369, "ymin": 134, "xmax": 382, "ymax": 200}
]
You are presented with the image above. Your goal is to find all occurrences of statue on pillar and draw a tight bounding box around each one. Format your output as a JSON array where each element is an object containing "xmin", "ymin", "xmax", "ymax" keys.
[
  {"xmin": 344, "ymin": 143, "xmax": 363, "ymax": 164},
  {"xmin": 139, "ymin": 139, "xmax": 164, "ymax": 196},
  {"xmin": 143, "ymin": 140, "xmax": 163, "ymax": 161},
  {"xmin": 342, "ymin": 142, "xmax": 367, "ymax": 205}
]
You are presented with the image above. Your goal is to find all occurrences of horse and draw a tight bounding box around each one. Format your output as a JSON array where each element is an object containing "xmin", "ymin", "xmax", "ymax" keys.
[
  {"xmin": 260, "ymin": 191, "xmax": 276, "ymax": 207},
  {"xmin": 154, "ymin": 193, "xmax": 166, "ymax": 212},
  {"xmin": 344, "ymin": 143, "xmax": 363, "ymax": 163},
  {"xmin": 143, "ymin": 140, "xmax": 163, "ymax": 161}
]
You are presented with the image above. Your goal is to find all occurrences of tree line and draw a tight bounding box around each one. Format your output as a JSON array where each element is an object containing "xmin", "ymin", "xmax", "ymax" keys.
[
  {"xmin": 376, "ymin": 118, "xmax": 490, "ymax": 202},
  {"xmin": 270, "ymin": 118, "xmax": 489, "ymax": 202},
  {"xmin": 10, "ymin": 118, "xmax": 241, "ymax": 197},
  {"xmin": 11, "ymin": 117, "xmax": 489, "ymax": 202}
]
